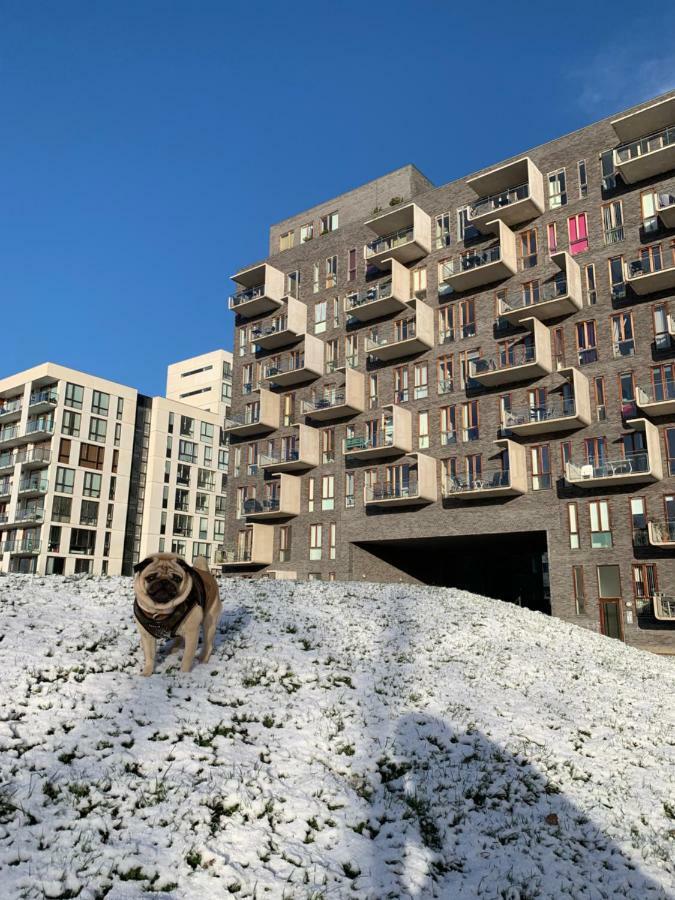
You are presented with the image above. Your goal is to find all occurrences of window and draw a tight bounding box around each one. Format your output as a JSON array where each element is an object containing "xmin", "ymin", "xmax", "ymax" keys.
[
  {"xmin": 52, "ymin": 496, "xmax": 72, "ymax": 523},
  {"xmin": 602, "ymin": 200, "xmax": 624, "ymax": 245},
  {"xmin": 394, "ymin": 366, "xmax": 409, "ymax": 404},
  {"xmin": 70, "ymin": 529, "xmax": 96, "ymax": 556},
  {"xmin": 548, "ymin": 169, "xmax": 567, "ymax": 208},
  {"xmin": 58, "ymin": 439, "xmax": 71, "ymax": 464},
  {"xmin": 180, "ymin": 415, "xmax": 194, "ymax": 437},
  {"xmin": 114, "ymin": 422, "xmax": 121, "ymax": 447},
  {"xmin": 590, "ymin": 500, "xmax": 612, "ymax": 548},
  {"xmin": 572, "ymin": 566, "xmax": 586, "ymax": 614},
  {"xmin": 325, "ymin": 255, "xmax": 337, "ymax": 289},
  {"xmin": 321, "ymin": 475, "xmax": 334, "ymax": 511},
  {"xmin": 345, "ymin": 334, "xmax": 357, "ymax": 369},
  {"xmin": 178, "ymin": 440, "xmax": 197, "ymax": 464},
  {"xmin": 91, "ymin": 390, "xmax": 109, "ymax": 416},
  {"xmin": 619, "ymin": 372, "xmax": 636, "ymax": 418},
  {"xmin": 320, "ymin": 211, "xmax": 338, "ymax": 234},
  {"xmin": 585, "ymin": 264, "xmax": 597, "ymax": 306},
  {"xmin": 108, "ymin": 476, "xmax": 116, "ymax": 500},
  {"xmin": 440, "ymin": 405, "xmax": 456, "ymax": 446},
  {"xmin": 458, "ymin": 299, "xmax": 476, "ymax": 339},
  {"xmin": 593, "ymin": 376, "xmax": 606, "ymax": 421},
  {"xmin": 116, "ymin": 397, "xmax": 124, "ymax": 420},
  {"xmin": 55, "ymin": 467, "xmax": 74, "ymax": 494},
  {"xmin": 321, "ymin": 429, "xmax": 334, "ymax": 464},
  {"xmin": 578, "ymin": 160, "xmax": 588, "ymax": 198},
  {"xmin": 413, "ymin": 363, "xmax": 428, "ymax": 400},
  {"xmin": 461, "ymin": 400, "xmax": 479, "ymax": 441},
  {"xmin": 633, "ymin": 564, "xmax": 658, "ymax": 618},
  {"xmin": 459, "ymin": 350, "xmax": 480, "ymax": 390},
  {"xmin": 65, "ymin": 382, "xmax": 84, "ymax": 410},
  {"xmin": 438, "ymin": 306, "xmax": 454, "ymax": 344},
  {"xmin": 280, "ymin": 230, "xmax": 294, "ymax": 251},
  {"xmin": 547, "ymin": 223, "xmax": 557, "ymax": 253},
  {"xmin": 345, "ymin": 472, "xmax": 355, "ymax": 508},
  {"xmin": 368, "ymin": 373, "xmax": 378, "ymax": 410},
  {"xmin": 665, "ymin": 428, "xmax": 675, "ymax": 475},
  {"xmin": 314, "ymin": 300, "xmax": 327, "ymax": 334},
  {"xmin": 307, "ymin": 477, "xmax": 315, "ymax": 513},
  {"xmin": 312, "ymin": 262, "xmax": 320, "ymax": 294},
  {"xmin": 640, "ymin": 190, "xmax": 659, "ymax": 234},
  {"xmin": 309, "ymin": 524, "xmax": 322, "ymax": 560},
  {"xmin": 411, "ymin": 266, "xmax": 427, "ymax": 299},
  {"xmin": 530, "ymin": 445, "xmax": 551, "ymax": 490},
  {"xmin": 200, "ymin": 421, "xmax": 214, "ymax": 444},
  {"xmin": 576, "ymin": 321, "xmax": 598, "ymax": 366},
  {"xmin": 608, "ymin": 255, "xmax": 625, "ymax": 300},
  {"xmin": 457, "ymin": 206, "xmax": 477, "ymax": 241},
  {"xmin": 568, "ymin": 213, "xmax": 588, "ymax": 254},
  {"xmin": 418, "ymin": 411, "xmax": 429, "ymax": 449},
  {"xmin": 89, "ymin": 417, "xmax": 107, "ymax": 443},
  {"xmin": 568, "ymin": 503, "xmax": 580, "ymax": 549},
  {"xmin": 518, "ymin": 229, "xmax": 538, "ymax": 270},
  {"xmin": 348, "ymin": 248, "xmax": 357, "ymax": 281},
  {"xmin": 631, "ymin": 497, "xmax": 648, "ymax": 547},
  {"xmin": 286, "ymin": 270, "xmax": 300, "ymax": 298},
  {"xmin": 611, "ymin": 313, "xmax": 634, "ymax": 359},
  {"xmin": 437, "ymin": 355, "xmax": 453, "ymax": 395},
  {"xmin": 279, "ymin": 525, "xmax": 292, "ymax": 562},
  {"xmin": 597, "ymin": 564, "xmax": 621, "ymax": 598},
  {"xmin": 62, "ymin": 410, "xmax": 80, "ymax": 437},
  {"xmin": 300, "ymin": 223, "xmax": 314, "ymax": 243},
  {"xmin": 80, "ymin": 499, "xmax": 99, "ymax": 527},
  {"xmin": 329, "ymin": 524, "xmax": 336, "ymax": 560},
  {"xmin": 83, "ymin": 472, "xmax": 102, "ymax": 498},
  {"xmin": 600, "ymin": 149, "xmax": 617, "ymax": 191}
]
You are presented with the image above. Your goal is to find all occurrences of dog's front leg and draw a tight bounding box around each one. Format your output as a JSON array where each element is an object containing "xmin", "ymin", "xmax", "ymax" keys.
[
  {"xmin": 137, "ymin": 624, "xmax": 157, "ymax": 676},
  {"xmin": 178, "ymin": 610, "xmax": 201, "ymax": 673}
]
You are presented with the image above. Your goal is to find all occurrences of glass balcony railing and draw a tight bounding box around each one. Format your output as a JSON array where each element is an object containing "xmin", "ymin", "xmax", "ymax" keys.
[
  {"xmin": 29, "ymin": 389, "xmax": 58, "ymax": 406},
  {"xmin": 252, "ymin": 318, "xmax": 289, "ymax": 339},
  {"xmin": 0, "ymin": 399, "xmax": 23, "ymax": 417},
  {"xmin": 344, "ymin": 430, "xmax": 394, "ymax": 453},
  {"xmin": 469, "ymin": 182, "xmax": 530, "ymax": 219},
  {"xmin": 244, "ymin": 498, "xmax": 280, "ymax": 514},
  {"xmin": 18, "ymin": 478, "xmax": 48, "ymax": 493},
  {"xmin": 265, "ymin": 356, "xmax": 305, "ymax": 378},
  {"xmin": 443, "ymin": 245, "xmax": 502, "ymax": 279},
  {"xmin": 0, "ymin": 426, "xmax": 19, "ymax": 443},
  {"xmin": 365, "ymin": 225, "xmax": 414, "ymax": 259},
  {"xmin": 499, "ymin": 278, "xmax": 568, "ymax": 314},
  {"xmin": 0, "ymin": 479, "xmax": 12, "ymax": 495},
  {"xmin": 615, "ymin": 126, "xmax": 675, "ymax": 163},
  {"xmin": 229, "ymin": 284, "xmax": 265, "ymax": 307},
  {"xmin": 472, "ymin": 343, "xmax": 536, "ymax": 375},
  {"xmin": 260, "ymin": 449, "xmax": 299, "ymax": 467},
  {"xmin": 443, "ymin": 469, "xmax": 511, "ymax": 494},
  {"xmin": 26, "ymin": 418, "xmax": 54, "ymax": 435},
  {"xmin": 366, "ymin": 481, "xmax": 419, "ymax": 502},
  {"xmin": 345, "ymin": 278, "xmax": 394, "ymax": 310},
  {"xmin": 366, "ymin": 323, "xmax": 417, "ymax": 351},
  {"xmin": 303, "ymin": 392, "xmax": 346, "ymax": 413},
  {"xmin": 626, "ymin": 250, "xmax": 675, "ymax": 279},
  {"xmin": 649, "ymin": 520, "xmax": 675, "ymax": 544},
  {"xmin": 16, "ymin": 448, "xmax": 51, "ymax": 465},
  {"xmin": 504, "ymin": 399, "xmax": 576, "ymax": 428},
  {"xmin": 656, "ymin": 192, "xmax": 675, "ymax": 213},
  {"xmin": 567, "ymin": 452, "xmax": 650, "ymax": 481},
  {"xmin": 638, "ymin": 380, "xmax": 675, "ymax": 404},
  {"xmin": 14, "ymin": 508, "xmax": 45, "ymax": 523},
  {"xmin": 3, "ymin": 539, "xmax": 41, "ymax": 554},
  {"xmin": 226, "ymin": 412, "xmax": 260, "ymax": 428},
  {"xmin": 218, "ymin": 548, "xmax": 252, "ymax": 563}
]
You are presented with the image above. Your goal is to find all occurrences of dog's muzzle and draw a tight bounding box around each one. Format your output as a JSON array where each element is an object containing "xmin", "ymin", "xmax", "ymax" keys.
[{"xmin": 146, "ymin": 577, "xmax": 180, "ymax": 604}]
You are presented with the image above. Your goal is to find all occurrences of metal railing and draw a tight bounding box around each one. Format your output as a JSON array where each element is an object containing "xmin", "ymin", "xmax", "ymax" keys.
[
  {"xmin": 26, "ymin": 418, "xmax": 54, "ymax": 435},
  {"xmin": 16, "ymin": 448, "xmax": 51, "ymax": 465},
  {"xmin": 244, "ymin": 498, "xmax": 280, "ymax": 514},
  {"xmin": 653, "ymin": 592, "xmax": 675, "ymax": 621},
  {"xmin": 3, "ymin": 540, "xmax": 41, "ymax": 554},
  {"xmin": 345, "ymin": 278, "xmax": 394, "ymax": 311},
  {"xmin": 626, "ymin": 250, "xmax": 675, "ymax": 279},
  {"xmin": 469, "ymin": 182, "xmax": 530, "ymax": 219},
  {"xmin": 648, "ymin": 520, "xmax": 675, "ymax": 544},
  {"xmin": 344, "ymin": 431, "xmax": 394, "ymax": 453},
  {"xmin": 0, "ymin": 399, "xmax": 22, "ymax": 417},
  {"xmin": 566, "ymin": 451, "xmax": 649, "ymax": 481},
  {"xmin": 0, "ymin": 426, "xmax": 19, "ymax": 443},
  {"xmin": 637, "ymin": 380, "xmax": 675, "ymax": 405},
  {"xmin": 499, "ymin": 277, "xmax": 569, "ymax": 314},
  {"xmin": 29, "ymin": 389, "xmax": 58, "ymax": 406},
  {"xmin": 365, "ymin": 225, "xmax": 415, "ymax": 258},
  {"xmin": 229, "ymin": 283, "xmax": 265, "ymax": 307},
  {"xmin": 442, "ymin": 469, "xmax": 511, "ymax": 494},
  {"xmin": 14, "ymin": 508, "xmax": 45, "ymax": 523},
  {"xmin": 0, "ymin": 479, "xmax": 11, "ymax": 495},
  {"xmin": 216, "ymin": 548, "xmax": 252, "ymax": 563},
  {"xmin": 264, "ymin": 356, "xmax": 305, "ymax": 378},
  {"xmin": 471, "ymin": 343, "xmax": 536, "ymax": 375},
  {"xmin": 253, "ymin": 317, "xmax": 289, "ymax": 338},
  {"xmin": 366, "ymin": 481, "xmax": 419, "ymax": 502},
  {"xmin": 260, "ymin": 448, "xmax": 299, "ymax": 466},
  {"xmin": 504, "ymin": 399, "xmax": 576, "ymax": 428},
  {"xmin": 365, "ymin": 322, "xmax": 417, "ymax": 352},
  {"xmin": 18, "ymin": 478, "xmax": 48, "ymax": 493},
  {"xmin": 615, "ymin": 125, "xmax": 675, "ymax": 163},
  {"xmin": 303, "ymin": 392, "xmax": 346, "ymax": 414},
  {"xmin": 225, "ymin": 412, "xmax": 260, "ymax": 428},
  {"xmin": 603, "ymin": 226, "xmax": 625, "ymax": 246},
  {"xmin": 443, "ymin": 244, "xmax": 502, "ymax": 279},
  {"xmin": 612, "ymin": 339, "xmax": 635, "ymax": 358}
]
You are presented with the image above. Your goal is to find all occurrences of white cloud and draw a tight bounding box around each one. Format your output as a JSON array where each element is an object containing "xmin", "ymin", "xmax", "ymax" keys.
[{"xmin": 572, "ymin": 51, "xmax": 675, "ymax": 115}]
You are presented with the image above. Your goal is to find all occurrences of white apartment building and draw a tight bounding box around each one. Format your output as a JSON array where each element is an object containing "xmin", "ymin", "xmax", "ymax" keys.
[{"xmin": 166, "ymin": 349, "xmax": 233, "ymax": 420}]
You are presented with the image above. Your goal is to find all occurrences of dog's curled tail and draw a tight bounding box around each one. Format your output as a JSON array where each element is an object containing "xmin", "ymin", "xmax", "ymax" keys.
[{"xmin": 193, "ymin": 555, "xmax": 209, "ymax": 573}]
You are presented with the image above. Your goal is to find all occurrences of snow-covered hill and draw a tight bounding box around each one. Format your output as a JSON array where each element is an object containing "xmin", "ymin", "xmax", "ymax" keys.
[{"xmin": 0, "ymin": 574, "xmax": 674, "ymax": 899}]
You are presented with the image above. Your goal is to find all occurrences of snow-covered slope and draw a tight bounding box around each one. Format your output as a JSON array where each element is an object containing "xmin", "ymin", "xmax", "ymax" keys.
[{"xmin": 0, "ymin": 574, "xmax": 674, "ymax": 899}]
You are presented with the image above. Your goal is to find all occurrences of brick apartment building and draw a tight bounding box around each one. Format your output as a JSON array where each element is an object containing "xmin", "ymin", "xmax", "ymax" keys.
[{"xmin": 223, "ymin": 91, "xmax": 675, "ymax": 653}]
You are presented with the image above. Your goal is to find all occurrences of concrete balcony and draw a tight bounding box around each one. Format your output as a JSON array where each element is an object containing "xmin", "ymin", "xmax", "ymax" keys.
[
  {"xmin": 218, "ymin": 524, "xmax": 274, "ymax": 568},
  {"xmin": 611, "ymin": 96, "xmax": 675, "ymax": 184},
  {"xmin": 0, "ymin": 422, "xmax": 53, "ymax": 449},
  {"xmin": 0, "ymin": 451, "xmax": 14, "ymax": 474},
  {"xmin": 625, "ymin": 244, "xmax": 675, "ymax": 295},
  {"xmin": 4, "ymin": 508, "xmax": 45, "ymax": 529},
  {"xmin": 251, "ymin": 297, "xmax": 307, "ymax": 350},
  {"xmin": 243, "ymin": 474, "xmax": 300, "ymax": 521},
  {"xmin": 656, "ymin": 191, "xmax": 675, "ymax": 229},
  {"xmin": 503, "ymin": 368, "xmax": 591, "ymax": 436},
  {"xmin": 301, "ymin": 369, "xmax": 365, "ymax": 421},
  {"xmin": 565, "ymin": 419, "xmax": 662, "ymax": 488},
  {"xmin": 653, "ymin": 592, "xmax": 675, "ymax": 622},
  {"xmin": 470, "ymin": 318, "xmax": 552, "ymax": 387},
  {"xmin": 228, "ymin": 263, "xmax": 286, "ymax": 318},
  {"xmin": 343, "ymin": 405, "xmax": 412, "ymax": 460},
  {"xmin": 17, "ymin": 447, "xmax": 51, "ymax": 469},
  {"xmin": 263, "ymin": 335, "xmax": 323, "ymax": 386},
  {"xmin": 0, "ymin": 479, "xmax": 11, "ymax": 499},
  {"xmin": 637, "ymin": 379, "xmax": 675, "ymax": 416},
  {"xmin": 497, "ymin": 252, "xmax": 582, "ymax": 324},
  {"xmin": 0, "ymin": 398, "xmax": 23, "ymax": 422},
  {"xmin": 344, "ymin": 259, "xmax": 410, "ymax": 322},
  {"xmin": 3, "ymin": 539, "xmax": 41, "ymax": 555},
  {"xmin": 365, "ymin": 453, "xmax": 437, "ymax": 507},
  {"xmin": 17, "ymin": 477, "xmax": 49, "ymax": 498},
  {"xmin": 363, "ymin": 203, "xmax": 431, "ymax": 268},
  {"xmin": 28, "ymin": 389, "xmax": 58, "ymax": 415},
  {"xmin": 442, "ymin": 439, "xmax": 527, "ymax": 499},
  {"xmin": 259, "ymin": 424, "xmax": 320, "ymax": 473},
  {"xmin": 467, "ymin": 157, "xmax": 545, "ymax": 232},
  {"xmin": 224, "ymin": 388, "xmax": 279, "ymax": 437},
  {"xmin": 440, "ymin": 220, "xmax": 517, "ymax": 292},
  {"xmin": 364, "ymin": 299, "xmax": 433, "ymax": 362},
  {"xmin": 647, "ymin": 520, "xmax": 675, "ymax": 548}
]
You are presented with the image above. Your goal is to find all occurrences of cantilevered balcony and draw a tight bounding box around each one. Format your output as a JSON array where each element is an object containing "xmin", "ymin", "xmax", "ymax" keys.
[
  {"xmin": 565, "ymin": 419, "xmax": 662, "ymax": 488},
  {"xmin": 653, "ymin": 592, "xmax": 675, "ymax": 621},
  {"xmin": 364, "ymin": 299, "xmax": 433, "ymax": 362},
  {"xmin": 263, "ymin": 335, "xmax": 323, "ymax": 386},
  {"xmin": 301, "ymin": 369, "xmax": 365, "ymax": 421},
  {"xmin": 259, "ymin": 424, "xmax": 320, "ymax": 473},
  {"xmin": 470, "ymin": 318, "xmax": 552, "ymax": 387},
  {"xmin": 0, "ymin": 478, "xmax": 12, "ymax": 499},
  {"xmin": 503, "ymin": 368, "xmax": 591, "ymax": 436},
  {"xmin": 637, "ymin": 379, "xmax": 675, "ymax": 415},
  {"xmin": 0, "ymin": 398, "xmax": 23, "ymax": 422},
  {"xmin": 224, "ymin": 388, "xmax": 279, "ymax": 436},
  {"xmin": 365, "ymin": 453, "xmax": 437, "ymax": 507},
  {"xmin": 4, "ymin": 507, "xmax": 45, "ymax": 529},
  {"xmin": 28, "ymin": 388, "xmax": 58, "ymax": 414},
  {"xmin": 466, "ymin": 157, "xmax": 545, "ymax": 232},
  {"xmin": 243, "ymin": 474, "xmax": 300, "ymax": 521},
  {"xmin": 344, "ymin": 259, "xmax": 410, "ymax": 322},
  {"xmin": 17, "ymin": 447, "xmax": 51, "ymax": 469},
  {"xmin": 611, "ymin": 95, "xmax": 675, "ymax": 184},
  {"xmin": 497, "ymin": 253, "xmax": 582, "ymax": 325},
  {"xmin": 228, "ymin": 263, "xmax": 286, "ymax": 317},
  {"xmin": 0, "ymin": 420, "xmax": 52, "ymax": 448},
  {"xmin": 17, "ymin": 476, "xmax": 49, "ymax": 498},
  {"xmin": 625, "ymin": 243, "xmax": 675, "ymax": 295},
  {"xmin": 363, "ymin": 204, "xmax": 431, "ymax": 268},
  {"xmin": 252, "ymin": 297, "xmax": 307, "ymax": 350},
  {"xmin": 343, "ymin": 405, "xmax": 412, "ymax": 460},
  {"xmin": 648, "ymin": 520, "xmax": 675, "ymax": 548},
  {"xmin": 218, "ymin": 524, "xmax": 274, "ymax": 568},
  {"xmin": 442, "ymin": 439, "xmax": 527, "ymax": 500},
  {"xmin": 0, "ymin": 451, "xmax": 14, "ymax": 474},
  {"xmin": 440, "ymin": 220, "xmax": 517, "ymax": 292},
  {"xmin": 656, "ymin": 191, "xmax": 675, "ymax": 229}
]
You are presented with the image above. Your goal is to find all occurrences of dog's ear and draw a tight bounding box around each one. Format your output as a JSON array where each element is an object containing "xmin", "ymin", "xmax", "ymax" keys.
[
  {"xmin": 175, "ymin": 558, "xmax": 193, "ymax": 574},
  {"xmin": 133, "ymin": 558, "xmax": 153, "ymax": 574}
]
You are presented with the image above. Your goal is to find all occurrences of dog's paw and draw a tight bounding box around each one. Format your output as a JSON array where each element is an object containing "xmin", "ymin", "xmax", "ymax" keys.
[{"xmin": 141, "ymin": 668, "xmax": 154, "ymax": 677}]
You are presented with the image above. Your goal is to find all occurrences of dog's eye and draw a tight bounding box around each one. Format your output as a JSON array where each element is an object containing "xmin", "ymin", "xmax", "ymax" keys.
[
  {"xmin": 171, "ymin": 574, "xmax": 182, "ymax": 584},
  {"xmin": 146, "ymin": 573, "xmax": 157, "ymax": 582}
]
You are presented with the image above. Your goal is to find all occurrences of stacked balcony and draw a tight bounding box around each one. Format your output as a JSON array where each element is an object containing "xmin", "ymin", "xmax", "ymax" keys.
[
  {"xmin": 251, "ymin": 297, "xmax": 307, "ymax": 350},
  {"xmin": 503, "ymin": 368, "xmax": 591, "ymax": 436},
  {"xmin": 218, "ymin": 524, "xmax": 274, "ymax": 568},
  {"xmin": 565, "ymin": 419, "xmax": 662, "ymax": 488},
  {"xmin": 364, "ymin": 299, "xmax": 433, "ymax": 362},
  {"xmin": 653, "ymin": 593, "xmax": 675, "ymax": 622},
  {"xmin": 0, "ymin": 397, "xmax": 23, "ymax": 423},
  {"xmin": 470, "ymin": 318, "xmax": 552, "ymax": 387},
  {"xmin": 497, "ymin": 253, "xmax": 582, "ymax": 325},
  {"xmin": 637, "ymin": 378, "xmax": 675, "ymax": 416},
  {"xmin": 466, "ymin": 157, "xmax": 545, "ymax": 232},
  {"xmin": 3, "ymin": 539, "xmax": 41, "ymax": 555},
  {"xmin": 18, "ymin": 475, "xmax": 49, "ymax": 498},
  {"xmin": 263, "ymin": 334, "xmax": 323, "ymax": 386},
  {"xmin": 17, "ymin": 447, "xmax": 51, "ymax": 469},
  {"xmin": 365, "ymin": 453, "xmax": 437, "ymax": 507},
  {"xmin": 656, "ymin": 191, "xmax": 675, "ymax": 229},
  {"xmin": 440, "ymin": 220, "xmax": 517, "ymax": 292},
  {"xmin": 4, "ymin": 506, "xmax": 45, "ymax": 529},
  {"xmin": 28, "ymin": 387, "xmax": 58, "ymax": 414},
  {"xmin": 344, "ymin": 258, "xmax": 410, "ymax": 322},
  {"xmin": 260, "ymin": 424, "xmax": 320, "ymax": 473},
  {"xmin": 301, "ymin": 369, "xmax": 365, "ymax": 421},
  {"xmin": 363, "ymin": 204, "xmax": 431, "ymax": 268},
  {"xmin": 228, "ymin": 263, "xmax": 286, "ymax": 317},
  {"xmin": 224, "ymin": 388, "xmax": 279, "ymax": 437},
  {"xmin": 243, "ymin": 474, "xmax": 300, "ymax": 521},
  {"xmin": 0, "ymin": 478, "xmax": 12, "ymax": 499},
  {"xmin": 624, "ymin": 242, "xmax": 675, "ymax": 295},
  {"xmin": 611, "ymin": 95, "xmax": 675, "ymax": 184},
  {"xmin": 442, "ymin": 439, "xmax": 528, "ymax": 500},
  {"xmin": 647, "ymin": 521, "xmax": 675, "ymax": 548},
  {"xmin": 343, "ymin": 405, "xmax": 412, "ymax": 460}
]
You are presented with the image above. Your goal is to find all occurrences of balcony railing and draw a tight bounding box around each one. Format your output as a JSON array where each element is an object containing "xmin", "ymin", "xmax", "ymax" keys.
[
  {"xmin": 0, "ymin": 479, "xmax": 11, "ymax": 495},
  {"xmin": 469, "ymin": 182, "xmax": 530, "ymax": 219},
  {"xmin": 244, "ymin": 498, "xmax": 280, "ymax": 514},
  {"xmin": 252, "ymin": 318, "xmax": 288, "ymax": 339},
  {"xmin": 442, "ymin": 469, "xmax": 511, "ymax": 494},
  {"xmin": 653, "ymin": 592, "xmax": 675, "ymax": 621},
  {"xmin": 217, "ymin": 548, "xmax": 253, "ymax": 563},
  {"xmin": 504, "ymin": 399, "xmax": 576, "ymax": 429},
  {"xmin": 648, "ymin": 520, "xmax": 675, "ymax": 544},
  {"xmin": 626, "ymin": 253, "xmax": 674, "ymax": 279},
  {"xmin": 615, "ymin": 125, "xmax": 675, "ymax": 164},
  {"xmin": 566, "ymin": 452, "xmax": 649, "ymax": 481},
  {"xmin": 344, "ymin": 433, "xmax": 394, "ymax": 453},
  {"xmin": 443, "ymin": 245, "xmax": 502, "ymax": 278},
  {"xmin": 471, "ymin": 343, "xmax": 536, "ymax": 376},
  {"xmin": 260, "ymin": 449, "xmax": 299, "ymax": 466},
  {"xmin": 365, "ymin": 225, "xmax": 414, "ymax": 259},
  {"xmin": 265, "ymin": 357, "xmax": 305, "ymax": 378},
  {"xmin": 366, "ymin": 481, "xmax": 419, "ymax": 502},
  {"xmin": 0, "ymin": 426, "xmax": 19, "ymax": 443},
  {"xmin": 303, "ymin": 392, "xmax": 346, "ymax": 414},
  {"xmin": 345, "ymin": 278, "xmax": 394, "ymax": 311},
  {"xmin": 14, "ymin": 509, "xmax": 45, "ymax": 523},
  {"xmin": 637, "ymin": 380, "xmax": 675, "ymax": 404},
  {"xmin": 229, "ymin": 284, "xmax": 265, "ymax": 308},
  {"xmin": 225, "ymin": 412, "xmax": 260, "ymax": 428},
  {"xmin": 366, "ymin": 323, "xmax": 416, "ymax": 351},
  {"xmin": 499, "ymin": 278, "xmax": 568, "ymax": 314},
  {"xmin": 0, "ymin": 399, "xmax": 23, "ymax": 417},
  {"xmin": 16, "ymin": 448, "xmax": 51, "ymax": 465},
  {"xmin": 26, "ymin": 419, "xmax": 54, "ymax": 435},
  {"xmin": 3, "ymin": 540, "xmax": 41, "ymax": 554},
  {"xmin": 29, "ymin": 389, "xmax": 58, "ymax": 406},
  {"xmin": 18, "ymin": 478, "xmax": 48, "ymax": 493}
]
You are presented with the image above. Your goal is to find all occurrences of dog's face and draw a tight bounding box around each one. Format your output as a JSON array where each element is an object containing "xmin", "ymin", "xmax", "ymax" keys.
[{"xmin": 134, "ymin": 553, "xmax": 192, "ymax": 614}]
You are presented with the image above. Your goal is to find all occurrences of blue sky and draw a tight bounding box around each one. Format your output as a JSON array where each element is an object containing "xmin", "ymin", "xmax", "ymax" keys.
[{"xmin": 2, "ymin": 0, "xmax": 674, "ymax": 395}]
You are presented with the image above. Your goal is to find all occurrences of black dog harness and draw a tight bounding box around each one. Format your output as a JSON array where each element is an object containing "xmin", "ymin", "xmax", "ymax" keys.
[{"xmin": 134, "ymin": 569, "xmax": 207, "ymax": 640}]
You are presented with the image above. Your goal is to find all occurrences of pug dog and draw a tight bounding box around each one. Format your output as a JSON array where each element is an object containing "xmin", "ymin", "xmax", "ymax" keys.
[{"xmin": 133, "ymin": 552, "xmax": 222, "ymax": 676}]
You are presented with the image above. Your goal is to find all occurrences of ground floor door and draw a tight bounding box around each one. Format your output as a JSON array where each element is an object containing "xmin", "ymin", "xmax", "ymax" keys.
[{"xmin": 600, "ymin": 599, "xmax": 624, "ymax": 640}]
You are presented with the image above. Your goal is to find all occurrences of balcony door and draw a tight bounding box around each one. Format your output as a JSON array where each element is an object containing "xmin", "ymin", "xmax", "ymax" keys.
[{"xmin": 600, "ymin": 600, "xmax": 623, "ymax": 641}]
